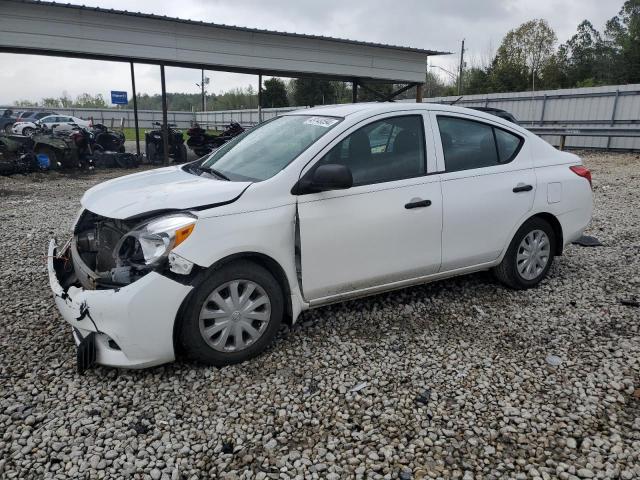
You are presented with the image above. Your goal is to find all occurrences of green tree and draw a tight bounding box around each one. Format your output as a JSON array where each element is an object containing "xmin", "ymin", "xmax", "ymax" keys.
[
  {"xmin": 538, "ymin": 52, "xmax": 569, "ymax": 89},
  {"xmin": 292, "ymin": 78, "xmax": 336, "ymax": 106},
  {"xmin": 41, "ymin": 97, "xmax": 61, "ymax": 108},
  {"xmin": 213, "ymin": 87, "xmax": 257, "ymax": 110},
  {"xmin": 357, "ymin": 83, "xmax": 393, "ymax": 101},
  {"xmin": 261, "ymin": 78, "xmax": 288, "ymax": 107},
  {"xmin": 331, "ymin": 81, "xmax": 353, "ymax": 103},
  {"xmin": 59, "ymin": 91, "xmax": 73, "ymax": 108},
  {"xmin": 74, "ymin": 93, "xmax": 108, "ymax": 108},
  {"xmin": 604, "ymin": 0, "xmax": 640, "ymax": 83},
  {"xmin": 559, "ymin": 20, "xmax": 612, "ymax": 87},
  {"xmin": 490, "ymin": 19, "xmax": 557, "ymax": 92},
  {"xmin": 424, "ymin": 71, "xmax": 451, "ymax": 98},
  {"xmin": 13, "ymin": 99, "xmax": 38, "ymax": 107},
  {"xmin": 463, "ymin": 67, "xmax": 491, "ymax": 95}
]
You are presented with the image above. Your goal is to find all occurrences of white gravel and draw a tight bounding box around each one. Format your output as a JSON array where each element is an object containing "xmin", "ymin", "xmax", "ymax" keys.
[{"xmin": 1, "ymin": 152, "xmax": 639, "ymax": 479}]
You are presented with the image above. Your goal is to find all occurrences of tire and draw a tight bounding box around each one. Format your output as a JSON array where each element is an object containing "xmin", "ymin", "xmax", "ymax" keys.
[
  {"xmin": 178, "ymin": 144, "xmax": 187, "ymax": 163},
  {"xmin": 492, "ymin": 217, "xmax": 556, "ymax": 290},
  {"xmin": 4, "ymin": 123, "xmax": 13, "ymax": 134},
  {"xmin": 146, "ymin": 142, "xmax": 157, "ymax": 163},
  {"xmin": 22, "ymin": 127, "xmax": 34, "ymax": 137},
  {"xmin": 180, "ymin": 260, "xmax": 284, "ymax": 366}
]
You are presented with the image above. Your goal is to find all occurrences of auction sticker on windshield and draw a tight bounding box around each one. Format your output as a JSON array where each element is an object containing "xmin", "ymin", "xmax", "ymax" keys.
[{"xmin": 304, "ymin": 117, "xmax": 339, "ymax": 128}]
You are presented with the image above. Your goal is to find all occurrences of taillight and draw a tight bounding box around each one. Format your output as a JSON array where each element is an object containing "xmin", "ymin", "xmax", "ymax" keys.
[{"xmin": 570, "ymin": 165, "xmax": 592, "ymax": 189}]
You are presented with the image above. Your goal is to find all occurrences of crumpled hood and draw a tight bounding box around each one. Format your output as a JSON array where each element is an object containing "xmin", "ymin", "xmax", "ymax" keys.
[{"xmin": 81, "ymin": 165, "xmax": 251, "ymax": 219}]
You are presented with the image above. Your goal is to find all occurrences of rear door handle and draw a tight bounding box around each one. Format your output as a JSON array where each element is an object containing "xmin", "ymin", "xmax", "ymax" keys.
[
  {"xmin": 405, "ymin": 199, "xmax": 432, "ymax": 209},
  {"xmin": 513, "ymin": 184, "xmax": 533, "ymax": 193}
]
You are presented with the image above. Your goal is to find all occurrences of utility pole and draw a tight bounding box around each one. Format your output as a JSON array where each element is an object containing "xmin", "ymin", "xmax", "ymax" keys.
[
  {"xmin": 129, "ymin": 62, "xmax": 140, "ymax": 157},
  {"xmin": 258, "ymin": 74, "xmax": 263, "ymax": 123},
  {"xmin": 425, "ymin": 62, "xmax": 430, "ymax": 99},
  {"xmin": 532, "ymin": 69, "xmax": 536, "ymax": 93},
  {"xmin": 457, "ymin": 39, "xmax": 465, "ymax": 96},
  {"xmin": 197, "ymin": 70, "xmax": 209, "ymax": 112},
  {"xmin": 201, "ymin": 69, "xmax": 205, "ymax": 111}
]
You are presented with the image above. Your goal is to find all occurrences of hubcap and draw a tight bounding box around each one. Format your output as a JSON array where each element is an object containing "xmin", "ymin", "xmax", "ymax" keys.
[
  {"xmin": 198, "ymin": 280, "xmax": 271, "ymax": 352},
  {"xmin": 516, "ymin": 229, "xmax": 550, "ymax": 280}
]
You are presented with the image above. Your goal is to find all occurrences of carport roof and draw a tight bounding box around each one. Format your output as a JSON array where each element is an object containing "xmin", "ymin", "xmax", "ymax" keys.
[
  {"xmin": 0, "ymin": 0, "xmax": 450, "ymax": 83},
  {"xmin": 10, "ymin": 0, "xmax": 447, "ymax": 56}
]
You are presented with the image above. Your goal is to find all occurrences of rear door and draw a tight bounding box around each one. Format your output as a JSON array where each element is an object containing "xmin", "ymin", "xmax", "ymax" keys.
[
  {"xmin": 430, "ymin": 112, "xmax": 535, "ymax": 271},
  {"xmin": 297, "ymin": 112, "xmax": 442, "ymax": 301}
]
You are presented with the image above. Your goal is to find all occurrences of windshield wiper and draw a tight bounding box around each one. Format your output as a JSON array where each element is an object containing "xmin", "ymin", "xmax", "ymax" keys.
[{"xmin": 198, "ymin": 165, "xmax": 230, "ymax": 181}]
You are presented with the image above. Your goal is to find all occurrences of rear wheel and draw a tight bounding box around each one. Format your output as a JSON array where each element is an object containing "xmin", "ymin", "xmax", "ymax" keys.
[
  {"xmin": 4, "ymin": 123, "xmax": 13, "ymax": 134},
  {"xmin": 180, "ymin": 261, "xmax": 284, "ymax": 366},
  {"xmin": 493, "ymin": 217, "xmax": 556, "ymax": 289}
]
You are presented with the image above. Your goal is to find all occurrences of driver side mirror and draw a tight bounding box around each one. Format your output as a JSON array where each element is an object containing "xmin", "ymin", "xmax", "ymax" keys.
[{"xmin": 292, "ymin": 163, "xmax": 353, "ymax": 195}]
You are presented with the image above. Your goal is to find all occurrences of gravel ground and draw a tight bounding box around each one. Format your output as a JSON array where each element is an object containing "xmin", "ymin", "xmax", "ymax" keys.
[{"xmin": 1, "ymin": 152, "xmax": 639, "ymax": 480}]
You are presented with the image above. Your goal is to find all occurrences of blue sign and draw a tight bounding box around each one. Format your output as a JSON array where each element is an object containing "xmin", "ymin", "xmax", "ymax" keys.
[{"xmin": 110, "ymin": 91, "xmax": 128, "ymax": 105}]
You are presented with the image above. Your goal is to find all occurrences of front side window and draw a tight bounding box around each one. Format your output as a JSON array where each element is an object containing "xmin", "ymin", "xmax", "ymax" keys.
[
  {"xmin": 318, "ymin": 115, "xmax": 426, "ymax": 186},
  {"xmin": 200, "ymin": 115, "xmax": 341, "ymax": 181},
  {"xmin": 437, "ymin": 116, "xmax": 523, "ymax": 173}
]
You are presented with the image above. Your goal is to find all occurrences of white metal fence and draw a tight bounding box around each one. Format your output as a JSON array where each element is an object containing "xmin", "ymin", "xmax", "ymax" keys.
[
  {"xmin": 3, "ymin": 106, "xmax": 305, "ymax": 130},
  {"xmin": 5, "ymin": 83, "xmax": 639, "ymax": 149},
  {"xmin": 416, "ymin": 83, "xmax": 640, "ymax": 150},
  {"xmin": 196, "ymin": 107, "xmax": 305, "ymax": 129}
]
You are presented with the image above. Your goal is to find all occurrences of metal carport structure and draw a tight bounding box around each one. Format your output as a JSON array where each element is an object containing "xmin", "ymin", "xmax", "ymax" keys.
[{"xmin": 0, "ymin": 0, "xmax": 449, "ymax": 162}]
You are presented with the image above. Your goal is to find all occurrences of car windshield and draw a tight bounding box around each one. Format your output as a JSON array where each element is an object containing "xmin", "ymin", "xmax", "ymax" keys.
[{"xmin": 198, "ymin": 115, "xmax": 342, "ymax": 181}]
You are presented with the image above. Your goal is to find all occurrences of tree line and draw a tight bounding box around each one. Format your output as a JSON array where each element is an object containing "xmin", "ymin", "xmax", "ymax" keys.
[
  {"xmin": 11, "ymin": 0, "xmax": 638, "ymax": 109},
  {"xmin": 459, "ymin": 0, "xmax": 639, "ymax": 95}
]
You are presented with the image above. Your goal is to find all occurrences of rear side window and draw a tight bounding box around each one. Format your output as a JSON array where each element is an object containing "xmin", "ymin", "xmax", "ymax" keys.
[
  {"xmin": 437, "ymin": 116, "xmax": 523, "ymax": 173},
  {"xmin": 319, "ymin": 115, "xmax": 426, "ymax": 186},
  {"xmin": 495, "ymin": 128, "xmax": 521, "ymax": 162}
]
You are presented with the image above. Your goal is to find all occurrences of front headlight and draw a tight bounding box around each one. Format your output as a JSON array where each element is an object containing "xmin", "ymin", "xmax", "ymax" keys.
[{"xmin": 114, "ymin": 213, "xmax": 196, "ymax": 268}]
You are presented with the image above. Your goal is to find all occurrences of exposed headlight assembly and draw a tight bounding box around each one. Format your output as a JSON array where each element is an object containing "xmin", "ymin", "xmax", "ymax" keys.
[{"xmin": 114, "ymin": 213, "xmax": 196, "ymax": 268}]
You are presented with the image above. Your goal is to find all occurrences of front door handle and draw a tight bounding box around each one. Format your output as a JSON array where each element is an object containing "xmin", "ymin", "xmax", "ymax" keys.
[
  {"xmin": 405, "ymin": 199, "xmax": 432, "ymax": 209},
  {"xmin": 513, "ymin": 184, "xmax": 533, "ymax": 193}
]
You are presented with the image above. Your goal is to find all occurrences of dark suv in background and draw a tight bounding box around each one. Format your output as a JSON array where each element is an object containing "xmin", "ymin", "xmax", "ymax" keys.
[{"xmin": 0, "ymin": 109, "xmax": 17, "ymax": 134}]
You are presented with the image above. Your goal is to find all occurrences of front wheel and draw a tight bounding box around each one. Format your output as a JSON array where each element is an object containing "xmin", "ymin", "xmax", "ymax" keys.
[
  {"xmin": 4, "ymin": 123, "xmax": 13, "ymax": 134},
  {"xmin": 493, "ymin": 217, "xmax": 556, "ymax": 289},
  {"xmin": 22, "ymin": 126, "xmax": 34, "ymax": 136},
  {"xmin": 180, "ymin": 261, "xmax": 284, "ymax": 366}
]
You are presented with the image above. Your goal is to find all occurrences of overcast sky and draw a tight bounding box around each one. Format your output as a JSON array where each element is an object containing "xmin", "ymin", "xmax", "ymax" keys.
[{"xmin": 0, "ymin": 0, "xmax": 622, "ymax": 105}]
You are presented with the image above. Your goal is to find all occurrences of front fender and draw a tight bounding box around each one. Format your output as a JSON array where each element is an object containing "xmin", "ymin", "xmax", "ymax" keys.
[{"xmin": 172, "ymin": 203, "xmax": 305, "ymax": 319}]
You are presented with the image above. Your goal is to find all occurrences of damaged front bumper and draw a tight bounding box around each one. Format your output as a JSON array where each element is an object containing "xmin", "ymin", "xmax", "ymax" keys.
[{"xmin": 47, "ymin": 239, "xmax": 193, "ymax": 369}]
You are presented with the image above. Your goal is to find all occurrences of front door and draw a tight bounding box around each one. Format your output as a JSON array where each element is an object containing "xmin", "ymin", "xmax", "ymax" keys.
[{"xmin": 297, "ymin": 113, "xmax": 443, "ymax": 302}]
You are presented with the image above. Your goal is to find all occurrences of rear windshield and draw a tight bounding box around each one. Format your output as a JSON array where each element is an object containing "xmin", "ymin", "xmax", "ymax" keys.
[{"xmin": 199, "ymin": 115, "xmax": 341, "ymax": 181}]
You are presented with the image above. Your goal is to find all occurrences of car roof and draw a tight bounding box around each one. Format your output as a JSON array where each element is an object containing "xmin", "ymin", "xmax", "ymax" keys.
[{"xmin": 285, "ymin": 102, "xmax": 529, "ymax": 134}]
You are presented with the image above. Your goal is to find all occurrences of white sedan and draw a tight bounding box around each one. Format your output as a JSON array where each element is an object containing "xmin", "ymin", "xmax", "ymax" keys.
[
  {"xmin": 47, "ymin": 103, "xmax": 593, "ymax": 370},
  {"xmin": 12, "ymin": 114, "xmax": 90, "ymax": 135}
]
